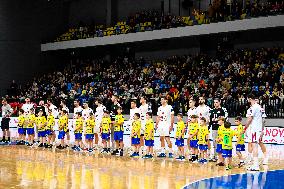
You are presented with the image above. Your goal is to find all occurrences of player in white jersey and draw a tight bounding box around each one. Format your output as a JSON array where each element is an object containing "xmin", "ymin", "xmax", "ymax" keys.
[
  {"xmin": 60, "ymin": 100, "xmax": 70, "ymax": 114},
  {"xmin": 139, "ymin": 96, "xmax": 152, "ymax": 151},
  {"xmin": 59, "ymin": 99, "xmax": 70, "ymax": 147},
  {"xmin": 22, "ymin": 98, "xmax": 34, "ymax": 113},
  {"xmin": 73, "ymin": 99, "xmax": 83, "ymax": 146},
  {"xmin": 195, "ymin": 96, "xmax": 211, "ymax": 124},
  {"xmin": 255, "ymin": 98, "xmax": 269, "ymax": 165},
  {"xmin": 46, "ymin": 99, "xmax": 59, "ymax": 118},
  {"xmin": 245, "ymin": 94, "xmax": 264, "ymax": 171},
  {"xmin": 94, "ymin": 99, "xmax": 106, "ymax": 147},
  {"xmin": 82, "ymin": 102, "xmax": 93, "ymax": 120},
  {"xmin": 155, "ymin": 96, "xmax": 174, "ymax": 158}
]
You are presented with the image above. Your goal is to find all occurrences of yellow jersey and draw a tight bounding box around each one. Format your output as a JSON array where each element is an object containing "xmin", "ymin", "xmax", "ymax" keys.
[
  {"xmin": 217, "ymin": 124, "xmax": 225, "ymax": 144},
  {"xmin": 58, "ymin": 115, "xmax": 68, "ymax": 132},
  {"xmin": 132, "ymin": 120, "xmax": 141, "ymax": 139},
  {"xmin": 74, "ymin": 118, "xmax": 84, "ymax": 134},
  {"xmin": 85, "ymin": 118, "xmax": 95, "ymax": 134},
  {"xmin": 144, "ymin": 119, "xmax": 154, "ymax": 140},
  {"xmin": 26, "ymin": 114, "xmax": 36, "ymax": 128},
  {"xmin": 221, "ymin": 128, "xmax": 235, "ymax": 150},
  {"xmin": 198, "ymin": 126, "xmax": 209, "ymax": 145},
  {"xmin": 35, "ymin": 116, "xmax": 47, "ymax": 131},
  {"xmin": 101, "ymin": 117, "xmax": 111, "ymax": 134},
  {"xmin": 235, "ymin": 124, "xmax": 245, "ymax": 145},
  {"xmin": 176, "ymin": 121, "xmax": 185, "ymax": 139},
  {"xmin": 113, "ymin": 114, "xmax": 124, "ymax": 132},
  {"xmin": 188, "ymin": 122, "xmax": 199, "ymax": 140},
  {"xmin": 46, "ymin": 115, "xmax": 55, "ymax": 130},
  {"xmin": 18, "ymin": 115, "xmax": 25, "ymax": 128}
]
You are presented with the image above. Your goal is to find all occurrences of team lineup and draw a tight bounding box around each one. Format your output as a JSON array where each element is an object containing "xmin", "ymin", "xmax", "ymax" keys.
[{"xmin": 1, "ymin": 93, "xmax": 268, "ymax": 171}]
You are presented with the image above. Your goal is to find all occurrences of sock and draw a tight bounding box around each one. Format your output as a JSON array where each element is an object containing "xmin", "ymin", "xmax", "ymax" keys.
[
  {"xmin": 3, "ymin": 136, "xmax": 5, "ymax": 141},
  {"xmin": 161, "ymin": 147, "xmax": 166, "ymax": 153},
  {"xmin": 169, "ymin": 148, "xmax": 173, "ymax": 154},
  {"xmin": 7, "ymin": 137, "xmax": 10, "ymax": 141},
  {"xmin": 253, "ymin": 157, "xmax": 259, "ymax": 168}
]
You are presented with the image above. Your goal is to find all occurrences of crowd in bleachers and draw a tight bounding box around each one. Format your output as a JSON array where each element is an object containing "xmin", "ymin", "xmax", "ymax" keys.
[
  {"xmin": 51, "ymin": 1, "xmax": 284, "ymax": 42},
  {"xmin": 4, "ymin": 47, "xmax": 284, "ymax": 118}
]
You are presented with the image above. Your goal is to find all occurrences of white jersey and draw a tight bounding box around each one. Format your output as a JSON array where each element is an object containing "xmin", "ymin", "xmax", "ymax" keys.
[
  {"xmin": 22, "ymin": 103, "xmax": 34, "ymax": 113},
  {"xmin": 62, "ymin": 106, "xmax": 70, "ymax": 114},
  {"xmin": 73, "ymin": 106, "xmax": 83, "ymax": 119},
  {"xmin": 196, "ymin": 105, "xmax": 211, "ymax": 124},
  {"xmin": 139, "ymin": 103, "xmax": 152, "ymax": 127},
  {"xmin": 187, "ymin": 107, "xmax": 197, "ymax": 122},
  {"xmin": 82, "ymin": 107, "xmax": 93, "ymax": 120},
  {"xmin": 246, "ymin": 103, "xmax": 263, "ymax": 132},
  {"xmin": 129, "ymin": 107, "xmax": 140, "ymax": 125},
  {"xmin": 95, "ymin": 105, "xmax": 106, "ymax": 124},
  {"xmin": 157, "ymin": 104, "xmax": 174, "ymax": 126},
  {"xmin": 48, "ymin": 104, "xmax": 59, "ymax": 118}
]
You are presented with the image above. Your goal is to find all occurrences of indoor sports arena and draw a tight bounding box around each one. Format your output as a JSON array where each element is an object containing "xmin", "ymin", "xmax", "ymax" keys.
[{"xmin": 0, "ymin": 0, "xmax": 284, "ymax": 188}]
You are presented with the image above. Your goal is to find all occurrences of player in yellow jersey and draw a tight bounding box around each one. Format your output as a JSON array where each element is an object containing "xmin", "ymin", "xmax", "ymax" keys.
[
  {"xmin": 46, "ymin": 109, "xmax": 55, "ymax": 148},
  {"xmin": 216, "ymin": 117, "xmax": 226, "ymax": 166},
  {"xmin": 73, "ymin": 112, "xmax": 84, "ymax": 151},
  {"xmin": 100, "ymin": 110, "xmax": 111, "ymax": 153},
  {"xmin": 197, "ymin": 117, "xmax": 209, "ymax": 164},
  {"xmin": 219, "ymin": 121, "xmax": 235, "ymax": 170},
  {"xmin": 17, "ymin": 109, "xmax": 26, "ymax": 145},
  {"xmin": 112, "ymin": 106, "xmax": 124, "ymax": 156},
  {"xmin": 143, "ymin": 112, "xmax": 154, "ymax": 159},
  {"xmin": 57, "ymin": 109, "xmax": 68, "ymax": 149},
  {"xmin": 36, "ymin": 109, "xmax": 47, "ymax": 147},
  {"xmin": 175, "ymin": 113, "xmax": 186, "ymax": 160},
  {"xmin": 130, "ymin": 113, "xmax": 141, "ymax": 157},
  {"xmin": 85, "ymin": 112, "xmax": 95, "ymax": 152},
  {"xmin": 188, "ymin": 115, "xmax": 199, "ymax": 162},
  {"xmin": 235, "ymin": 116, "xmax": 245, "ymax": 167},
  {"xmin": 26, "ymin": 108, "xmax": 36, "ymax": 146}
]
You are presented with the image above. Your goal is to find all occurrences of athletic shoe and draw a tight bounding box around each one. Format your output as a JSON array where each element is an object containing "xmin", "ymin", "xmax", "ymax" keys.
[
  {"xmin": 216, "ymin": 162, "xmax": 225, "ymax": 166},
  {"xmin": 130, "ymin": 152, "xmax": 137, "ymax": 157},
  {"xmin": 118, "ymin": 150, "xmax": 123, "ymax": 156},
  {"xmin": 238, "ymin": 161, "xmax": 245, "ymax": 167},
  {"xmin": 198, "ymin": 159, "xmax": 204, "ymax": 164},
  {"xmin": 209, "ymin": 158, "xmax": 217, "ymax": 162},
  {"xmin": 111, "ymin": 149, "xmax": 119, "ymax": 155},
  {"xmin": 168, "ymin": 153, "xmax": 174, "ymax": 158},
  {"xmin": 88, "ymin": 148, "xmax": 93, "ymax": 153},
  {"xmin": 247, "ymin": 165, "xmax": 260, "ymax": 171},
  {"xmin": 226, "ymin": 165, "xmax": 232, "ymax": 170},
  {"xmin": 157, "ymin": 153, "xmax": 166, "ymax": 158},
  {"xmin": 38, "ymin": 143, "xmax": 44, "ymax": 147},
  {"xmin": 143, "ymin": 154, "xmax": 150, "ymax": 159},
  {"xmin": 176, "ymin": 156, "xmax": 182, "ymax": 160},
  {"xmin": 203, "ymin": 159, "xmax": 208, "ymax": 164}
]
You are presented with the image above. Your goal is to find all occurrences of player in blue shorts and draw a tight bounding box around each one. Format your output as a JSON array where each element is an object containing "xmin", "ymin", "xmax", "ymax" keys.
[
  {"xmin": 188, "ymin": 115, "xmax": 199, "ymax": 162},
  {"xmin": 112, "ymin": 106, "xmax": 124, "ymax": 156},
  {"xmin": 197, "ymin": 117, "xmax": 209, "ymax": 164},
  {"xmin": 143, "ymin": 112, "xmax": 154, "ymax": 159},
  {"xmin": 175, "ymin": 113, "xmax": 186, "ymax": 160},
  {"xmin": 220, "ymin": 121, "xmax": 235, "ymax": 170},
  {"xmin": 73, "ymin": 112, "xmax": 84, "ymax": 151},
  {"xmin": 85, "ymin": 112, "xmax": 95, "ymax": 152},
  {"xmin": 57, "ymin": 109, "xmax": 68, "ymax": 149},
  {"xmin": 17, "ymin": 109, "xmax": 26, "ymax": 145},
  {"xmin": 130, "ymin": 113, "xmax": 141, "ymax": 157},
  {"xmin": 100, "ymin": 110, "xmax": 111, "ymax": 153},
  {"xmin": 235, "ymin": 116, "xmax": 245, "ymax": 167},
  {"xmin": 36, "ymin": 109, "xmax": 47, "ymax": 147},
  {"xmin": 216, "ymin": 117, "xmax": 225, "ymax": 166}
]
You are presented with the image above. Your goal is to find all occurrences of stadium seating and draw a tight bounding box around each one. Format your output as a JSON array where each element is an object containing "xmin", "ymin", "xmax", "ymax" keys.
[{"xmin": 5, "ymin": 47, "xmax": 284, "ymax": 118}]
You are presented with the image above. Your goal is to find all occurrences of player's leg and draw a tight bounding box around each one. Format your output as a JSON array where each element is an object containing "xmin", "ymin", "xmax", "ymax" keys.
[
  {"xmin": 259, "ymin": 139, "xmax": 268, "ymax": 165},
  {"xmin": 211, "ymin": 130, "xmax": 218, "ymax": 161},
  {"xmin": 165, "ymin": 136, "xmax": 173, "ymax": 157}
]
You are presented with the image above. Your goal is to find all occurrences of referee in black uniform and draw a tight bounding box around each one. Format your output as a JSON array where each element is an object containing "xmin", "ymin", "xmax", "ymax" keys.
[
  {"xmin": 1, "ymin": 98, "xmax": 13, "ymax": 143},
  {"xmin": 209, "ymin": 97, "xmax": 228, "ymax": 162}
]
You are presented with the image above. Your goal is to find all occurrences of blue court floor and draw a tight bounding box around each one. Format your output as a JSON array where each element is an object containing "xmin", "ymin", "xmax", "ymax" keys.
[{"xmin": 184, "ymin": 169, "xmax": 284, "ymax": 189}]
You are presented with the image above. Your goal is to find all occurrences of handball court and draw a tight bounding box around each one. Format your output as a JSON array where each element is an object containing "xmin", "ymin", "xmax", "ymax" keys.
[{"xmin": 0, "ymin": 144, "xmax": 283, "ymax": 189}]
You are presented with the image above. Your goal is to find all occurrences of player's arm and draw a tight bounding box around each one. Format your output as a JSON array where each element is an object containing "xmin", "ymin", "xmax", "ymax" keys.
[
  {"xmin": 155, "ymin": 115, "xmax": 160, "ymax": 130},
  {"xmin": 180, "ymin": 126, "xmax": 185, "ymax": 139},
  {"xmin": 244, "ymin": 116, "xmax": 253, "ymax": 132},
  {"xmin": 169, "ymin": 113, "xmax": 174, "ymax": 132}
]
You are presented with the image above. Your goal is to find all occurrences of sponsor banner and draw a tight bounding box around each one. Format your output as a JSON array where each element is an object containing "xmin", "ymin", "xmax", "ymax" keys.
[{"xmin": 0, "ymin": 118, "xmax": 283, "ymax": 144}]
